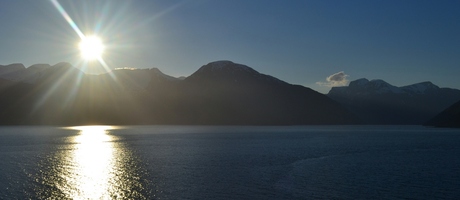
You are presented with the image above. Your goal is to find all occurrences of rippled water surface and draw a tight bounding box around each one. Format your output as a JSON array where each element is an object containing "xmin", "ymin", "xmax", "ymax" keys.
[{"xmin": 0, "ymin": 126, "xmax": 459, "ymax": 199}]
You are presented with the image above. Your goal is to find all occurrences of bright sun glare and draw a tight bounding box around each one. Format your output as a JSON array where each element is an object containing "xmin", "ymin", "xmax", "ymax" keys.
[{"xmin": 79, "ymin": 36, "xmax": 104, "ymax": 61}]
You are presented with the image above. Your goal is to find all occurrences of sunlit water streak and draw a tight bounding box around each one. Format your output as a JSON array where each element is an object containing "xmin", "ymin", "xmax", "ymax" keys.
[
  {"xmin": 64, "ymin": 126, "xmax": 116, "ymax": 198},
  {"xmin": 33, "ymin": 126, "xmax": 151, "ymax": 199}
]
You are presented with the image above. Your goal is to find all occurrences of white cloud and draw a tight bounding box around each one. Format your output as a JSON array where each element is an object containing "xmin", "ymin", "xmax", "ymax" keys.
[{"xmin": 316, "ymin": 71, "xmax": 349, "ymax": 87}]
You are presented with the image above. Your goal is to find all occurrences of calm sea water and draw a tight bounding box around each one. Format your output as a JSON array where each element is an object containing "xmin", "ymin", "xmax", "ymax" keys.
[{"xmin": 0, "ymin": 125, "xmax": 459, "ymax": 199}]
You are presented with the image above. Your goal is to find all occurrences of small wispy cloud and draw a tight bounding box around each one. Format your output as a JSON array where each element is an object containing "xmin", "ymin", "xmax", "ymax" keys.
[{"xmin": 316, "ymin": 71, "xmax": 349, "ymax": 87}]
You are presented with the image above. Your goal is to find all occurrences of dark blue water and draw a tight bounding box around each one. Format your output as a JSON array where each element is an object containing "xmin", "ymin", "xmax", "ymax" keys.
[{"xmin": 0, "ymin": 126, "xmax": 459, "ymax": 199}]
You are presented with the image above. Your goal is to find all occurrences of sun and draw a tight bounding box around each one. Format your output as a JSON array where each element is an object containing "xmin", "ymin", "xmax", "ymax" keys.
[{"xmin": 79, "ymin": 35, "xmax": 104, "ymax": 60}]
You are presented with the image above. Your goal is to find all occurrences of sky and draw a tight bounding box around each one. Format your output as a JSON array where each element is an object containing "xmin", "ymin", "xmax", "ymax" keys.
[{"xmin": 0, "ymin": 0, "xmax": 459, "ymax": 93}]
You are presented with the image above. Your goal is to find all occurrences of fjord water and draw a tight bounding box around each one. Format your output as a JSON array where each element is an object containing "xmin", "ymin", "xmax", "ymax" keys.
[{"xmin": 0, "ymin": 126, "xmax": 459, "ymax": 199}]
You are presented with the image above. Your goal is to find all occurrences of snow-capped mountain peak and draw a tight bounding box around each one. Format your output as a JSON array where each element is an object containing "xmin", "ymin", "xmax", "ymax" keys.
[
  {"xmin": 343, "ymin": 78, "xmax": 404, "ymax": 94},
  {"xmin": 367, "ymin": 79, "xmax": 405, "ymax": 94},
  {"xmin": 401, "ymin": 81, "xmax": 440, "ymax": 94},
  {"xmin": 329, "ymin": 78, "xmax": 446, "ymax": 96},
  {"xmin": 349, "ymin": 78, "xmax": 369, "ymax": 87}
]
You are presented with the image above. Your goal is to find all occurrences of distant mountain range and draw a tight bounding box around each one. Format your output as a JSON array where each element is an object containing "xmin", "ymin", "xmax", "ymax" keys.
[
  {"xmin": 0, "ymin": 61, "xmax": 357, "ymax": 125},
  {"xmin": 328, "ymin": 78, "xmax": 460, "ymax": 125}
]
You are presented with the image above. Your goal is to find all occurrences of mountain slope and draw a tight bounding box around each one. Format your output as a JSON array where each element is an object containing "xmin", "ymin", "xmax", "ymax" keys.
[
  {"xmin": 0, "ymin": 61, "xmax": 358, "ymax": 125},
  {"xmin": 0, "ymin": 63, "xmax": 51, "ymax": 83},
  {"xmin": 328, "ymin": 78, "xmax": 460, "ymax": 124},
  {"xmin": 171, "ymin": 61, "xmax": 357, "ymax": 125},
  {"xmin": 425, "ymin": 100, "xmax": 460, "ymax": 128}
]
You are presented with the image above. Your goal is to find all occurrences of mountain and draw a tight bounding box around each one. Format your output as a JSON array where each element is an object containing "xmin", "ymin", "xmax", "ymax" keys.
[
  {"xmin": 328, "ymin": 78, "xmax": 460, "ymax": 124},
  {"xmin": 170, "ymin": 61, "xmax": 357, "ymax": 125},
  {"xmin": 425, "ymin": 100, "xmax": 460, "ymax": 128},
  {"xmin": 0, "ymin": 63, "xmax": 51, "ymax": 83},
  {"xmin": 0, "ymin": 61, "xmax": 358, "ymax": 125},
  {"xmin": 143, "ymin": 61, "xmax": 358, "ymax": 125}
]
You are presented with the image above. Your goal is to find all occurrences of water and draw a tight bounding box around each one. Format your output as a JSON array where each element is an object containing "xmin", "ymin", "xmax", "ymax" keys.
[{"xmin": 0, "ymin": 126, "xmax": 459, "ymax": 199}]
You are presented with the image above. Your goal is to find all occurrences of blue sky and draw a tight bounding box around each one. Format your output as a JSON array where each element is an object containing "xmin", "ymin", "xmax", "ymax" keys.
[{"xmin": 0, "ymin": 0, "xmax": 459, "ymax": 93}]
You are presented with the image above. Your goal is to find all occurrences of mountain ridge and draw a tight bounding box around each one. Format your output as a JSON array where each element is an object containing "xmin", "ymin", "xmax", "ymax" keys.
[
  {"xmin": 0, "ymin": 60, "xmax": 358, "ymax": 125},
  {"xmin": 331, "ymin": 78, "xmax": 448, "ymax": 96},
  {"xmin": 328, "ymin": 78, "xmax": 460, "ymax": 124}
]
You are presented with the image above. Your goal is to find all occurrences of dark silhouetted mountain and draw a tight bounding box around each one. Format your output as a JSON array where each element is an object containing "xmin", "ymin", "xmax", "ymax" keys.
[
  {"xmin": 161, "ymin": 61, "xmax": 358, "ymax": 125},
  {"xmin": 328, "ymin": 78, "xmax": 460, "ymax": 124},
  {"xmin": 0, "ymin": 63, "xmax": 51, "ymax": 83},
  {"xmin": 425, "ymin": 100, "xmax": 460, "ymax": 128},
  {"xmin": 0, "ymin": 63, "xmax": 25, "ymax": 74},
  {"xmin": 0, "ymin": 61, "xmax": 358, "ymax": 125}
]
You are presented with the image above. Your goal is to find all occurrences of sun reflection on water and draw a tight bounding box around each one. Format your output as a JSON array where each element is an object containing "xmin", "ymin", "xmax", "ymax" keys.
[
  {"xmin": 67, "ymin": 126, "xmax": 116, "ymax": 199},
  {"xmin": 33, "ymin": 126, "xmax": 151, "ymax": 199}
]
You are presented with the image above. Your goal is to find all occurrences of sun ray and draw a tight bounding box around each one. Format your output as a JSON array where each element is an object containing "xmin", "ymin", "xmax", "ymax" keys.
[
  {"xmin": 31, "ymin": 63, "xmax": 85, "ymax": 115},
  {"xmin": 98, "ymin": 57, "xmax": 117, "ymax": 80},
  {"xmin": 50, "ymin": 0, "xmax": 115, "ymax": 75},
  {"xmin": 50, "ymin": 0, "xmax": 85, "ymax": 39}
]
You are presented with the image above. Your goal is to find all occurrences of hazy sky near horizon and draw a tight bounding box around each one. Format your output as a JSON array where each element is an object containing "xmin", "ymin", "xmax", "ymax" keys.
[{"xmin": 0, "ymin": 0, "xmax": 459, "ymax": 93}]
